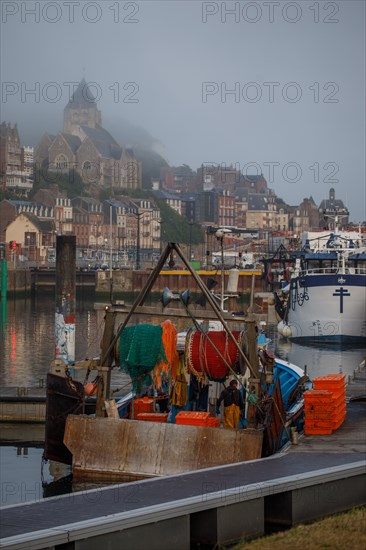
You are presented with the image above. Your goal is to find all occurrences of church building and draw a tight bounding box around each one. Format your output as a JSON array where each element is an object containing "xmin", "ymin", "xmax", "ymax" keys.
[{"xmin": 35, "ymin": 79, "xmax": 141, "ymax": 191}]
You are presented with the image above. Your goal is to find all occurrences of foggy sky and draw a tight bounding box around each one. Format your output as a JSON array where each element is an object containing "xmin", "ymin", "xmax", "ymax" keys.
[{"xmin": 1, "ymin": 0, "xmax": 365, "ymax": 222}]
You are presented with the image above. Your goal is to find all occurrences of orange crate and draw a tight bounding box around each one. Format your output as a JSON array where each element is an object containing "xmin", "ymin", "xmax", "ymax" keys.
[
  {"xmin": 176, "ymin": 412, "xmax": 211, "ymax": 426},
  {"xmin": 333, "ymin": 403, "xmax": 346, "ymax": 415},
  {"xmin": 332, "ymin": 392, "xmax": 347, "ymax": 405},
  {"xmin": 133, "ymin": 398, "xmax": 154, "ymax": 415},
  {"xmin": 314, "ymin": 374, "xmax": 346, "ymax": 388},
  {"xmin": 136, "ymin": 412, "xmax": 168, "ymax": 422},
  {"xmin": 333, "ymin": 394, "xmax": 346, "ymax": 404},
  {"xmin": 304, "ymin": 403, "xmax": 346, "ymax": 418},
  {"xmin": 305, "ymin": 410, "xmax": 335, "ymax": 420},
  {"xmin": 304, "ymin": 401, "xmax": 335, "ymax": 409},
  {"xmin": 176, "ymin": 412, "xmax": 210, "ymax": 419},
  {"xmin": 314, "ymin": 373, "xmax": 346, "ymax": 381},
  {"xmin": 304, "ymin": 401, "xmax": 335, "ymax": 412},
  {"xmin": 304, "ymin": 390, "xmax": 334, "ymax": 403},
  {"xmin": 333, "ymin": 413, "xmax": 346, "ymax": 423},
  {"xmin": 176, "ymin": 412, "xmax": 210, "ymax": 421}
]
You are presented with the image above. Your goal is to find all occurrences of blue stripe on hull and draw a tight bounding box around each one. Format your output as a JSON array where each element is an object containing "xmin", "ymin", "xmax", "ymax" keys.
[
  {"xmin": 293, "ymin": 274, "xmax": 366, "ymax": 287},
  {"xmin": 290, "ymin": 335, "xmax": 366, "ymax": 344}
]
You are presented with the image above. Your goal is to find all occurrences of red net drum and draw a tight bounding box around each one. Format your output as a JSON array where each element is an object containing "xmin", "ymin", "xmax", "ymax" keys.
[{"xmin": 186, "ymin": 330, "xmax": 242, "ymax": 381}]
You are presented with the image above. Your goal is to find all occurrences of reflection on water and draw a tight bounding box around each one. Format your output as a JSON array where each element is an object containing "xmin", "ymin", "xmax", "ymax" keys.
[
  {"xmin": 0, "ymin": 294, "xmax": 103, "ymax": 387},
  {"xmin": 0, "ymin": 295, "xmax": 131, "ymax": 388},
  {"xmin": 1, "ymin": 296, "xmax": 365, "ymax": 505},
  {"xmin": 269, "ymin": 326, "xmax": 365, "ymax": 380},
  {"xmin": 0, "ymin": 445, "xmax": 46, "ymax": 506}
]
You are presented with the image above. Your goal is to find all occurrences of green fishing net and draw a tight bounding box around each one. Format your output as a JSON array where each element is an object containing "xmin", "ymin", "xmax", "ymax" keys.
[{"xmin": 119, "ymin": 324, "xmax": 167, "ymax": 393}]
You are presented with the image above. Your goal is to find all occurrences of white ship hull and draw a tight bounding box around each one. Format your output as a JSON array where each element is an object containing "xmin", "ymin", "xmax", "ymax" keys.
[{"xmin": 280, "ymin": 273, "xmax": 366, "ymax": 342}]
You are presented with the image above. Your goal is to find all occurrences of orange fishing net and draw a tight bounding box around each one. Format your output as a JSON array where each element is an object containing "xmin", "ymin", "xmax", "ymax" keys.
[{"xmin": 153, "ymin": 320, "xmax": 179, "ymax": 388}]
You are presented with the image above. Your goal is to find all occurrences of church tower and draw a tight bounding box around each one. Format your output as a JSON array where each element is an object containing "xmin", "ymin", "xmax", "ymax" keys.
[{"xmin": 63, "ymin": 78, "xmax": 101, "ymax": 136}]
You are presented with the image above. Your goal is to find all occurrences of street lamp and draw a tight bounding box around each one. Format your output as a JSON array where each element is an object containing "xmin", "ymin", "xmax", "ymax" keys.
[
  {"xmin": 158, "ymin": 219, "xmax": 164, "ymax": 255},
  {"xmin": 25, "ymin": 233, "xmax": 30, "ymax": 263},
  {"xmin": 132, "ymin": 210, "xmax": 152, "ymax": 269},
  {"xmin": 133, "ymin": 211, "xmax": 144, "ymax": 270},
  {"xmin": 188, "ymin": 221, "xmax": 193, "ymax": 261},
  {"xmin": 215, "ymin": 228, "xmax": 232, "ymax": 311}
]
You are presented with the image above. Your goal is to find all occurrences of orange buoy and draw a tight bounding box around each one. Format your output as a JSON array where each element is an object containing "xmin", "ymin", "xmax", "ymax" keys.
[{"xmin": 84, "ymin": 382, "xmax": 97, "ymax": 397}]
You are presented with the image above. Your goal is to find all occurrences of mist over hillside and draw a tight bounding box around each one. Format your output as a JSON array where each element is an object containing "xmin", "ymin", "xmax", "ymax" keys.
[{"xmin": 11, "ymin": 108, "xmax": 169, "ymax": 188}]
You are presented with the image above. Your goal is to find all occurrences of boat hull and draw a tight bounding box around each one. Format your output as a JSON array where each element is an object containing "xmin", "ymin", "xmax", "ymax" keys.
[
  {"xmin": 64, "ymin": 415, "xmax": 263, "ymax": 481},
  {"xmin": 282, "ymin": 274, "xmax": 366, "ymax": 342}
]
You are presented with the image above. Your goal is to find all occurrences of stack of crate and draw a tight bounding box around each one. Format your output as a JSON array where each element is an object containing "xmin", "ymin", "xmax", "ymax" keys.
[
  {"xmin": 304, "ymin": 374, "xmax": 347, "ymax": 435},
  {"xmin": 314, "ymin": 374, "xmax": 347, "ymax": 431},
  {"xmin": 304, "ymin": 390, "xmax": 335, "ymax": 435}
]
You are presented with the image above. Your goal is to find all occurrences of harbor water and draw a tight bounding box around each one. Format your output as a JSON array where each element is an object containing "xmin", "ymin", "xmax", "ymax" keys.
[{"xmin": 1, "ymin": 295, "xmax": 365, "ymax": 506}]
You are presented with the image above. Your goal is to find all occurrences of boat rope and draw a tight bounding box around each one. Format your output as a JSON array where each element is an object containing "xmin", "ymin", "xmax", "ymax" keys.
[
  {"xmin": 64, "ymin": 367, "xmax": 84, "ymax": 399},
  {"xmin": 82, "ymin": 367, "xmax": 91, "ymax": 385},
  {"xmin": 48, "ymin": 400, "xmax": 85, "ymax": 421},
  {"xmin": 111, "ymin": 380, "xmax": 133, "ymax": 395},
  {"xmin": 290, "ymin": 279, "xmax": 309, "ymax": 310},
  {"xmin": 247, "ymin": 390, "xmax": 263, "ymax": 414},
  {"xmin": 82, "ymin": 314, "xmax": 106, "ymax": 360}
]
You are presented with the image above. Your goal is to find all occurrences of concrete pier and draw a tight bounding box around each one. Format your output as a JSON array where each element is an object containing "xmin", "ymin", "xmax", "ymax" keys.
[{"xmin": 0, "ymin": 451, "xmax": 364, "ymax": 550}]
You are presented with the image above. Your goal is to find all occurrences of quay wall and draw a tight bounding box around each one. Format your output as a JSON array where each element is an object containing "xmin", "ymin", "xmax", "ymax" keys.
[
  {"xmin": 2, "ymin": 268, "xmax": 32, "ymax": 295},
  {"xmin": 1, "ymin": 268, "xmax": 266, "ymax": 297}
]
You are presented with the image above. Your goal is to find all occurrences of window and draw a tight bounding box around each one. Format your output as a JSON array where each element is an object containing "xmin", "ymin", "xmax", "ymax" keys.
[{"xmin": 56, "ymin": 154, "xmax": 68, "ymax": 169}]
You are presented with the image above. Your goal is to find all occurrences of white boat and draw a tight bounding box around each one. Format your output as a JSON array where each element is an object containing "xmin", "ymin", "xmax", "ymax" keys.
[{"xmin": 275, "ymin": 223, "xmax": 366, "ymax": 343}]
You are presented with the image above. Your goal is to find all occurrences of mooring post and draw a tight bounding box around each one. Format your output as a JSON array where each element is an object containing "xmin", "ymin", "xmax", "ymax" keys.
[
  {"xmin": 1, "ymin": 259, "xmax": 7, "ymax": 302},
  {"xmin": 54, "ymin": 235, "xmax": 76, "ymax": 374}
]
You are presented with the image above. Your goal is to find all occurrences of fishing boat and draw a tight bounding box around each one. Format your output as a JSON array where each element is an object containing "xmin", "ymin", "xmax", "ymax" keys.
[
  {"xmin": 275, "ymin": 220, "xmax": 366, "ymax": 343},
  {"xmin": 44, "ymin": 241, "xmax": 308, "ymax": 482}
]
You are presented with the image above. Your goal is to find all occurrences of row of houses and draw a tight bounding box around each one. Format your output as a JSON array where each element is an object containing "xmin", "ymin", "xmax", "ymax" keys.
[
  {"xmin": 1, "ymin": 182, "xmax": 351, "ymax": 267},
  {"xmin": 0, "ymin": 194, "xmax": 161, "ymax": 265},
  {"xmin": 0, "ymin": 122, "xmax": 34, "ymax": 193},
  {"xmin": 152, "ymin": 181, "xmax": 348, "ymax": 235}
]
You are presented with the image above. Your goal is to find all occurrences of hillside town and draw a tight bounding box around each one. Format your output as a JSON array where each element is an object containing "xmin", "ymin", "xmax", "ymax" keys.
[{"xmin": 0, "ymin": 79, "xmax": 359, "ymax": 268}]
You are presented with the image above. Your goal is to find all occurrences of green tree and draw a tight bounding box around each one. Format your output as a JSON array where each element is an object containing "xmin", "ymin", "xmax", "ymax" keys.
[
  {"xmin": 156, "ymin": 200, "xmax": 203, "ymax": 244},
  {"xmin": 30, "ymin": 164, "xmax": 85, "ymax": 199}
]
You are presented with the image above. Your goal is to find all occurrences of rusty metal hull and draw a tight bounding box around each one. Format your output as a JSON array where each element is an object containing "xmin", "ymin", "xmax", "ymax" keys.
[
  {"xmin": 64, "ymin": 415, "xmax": 263, "ymax": 481},
  {"xmin": 44, "ymin": 373, "xmax": 85, "ymax": 464}
]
